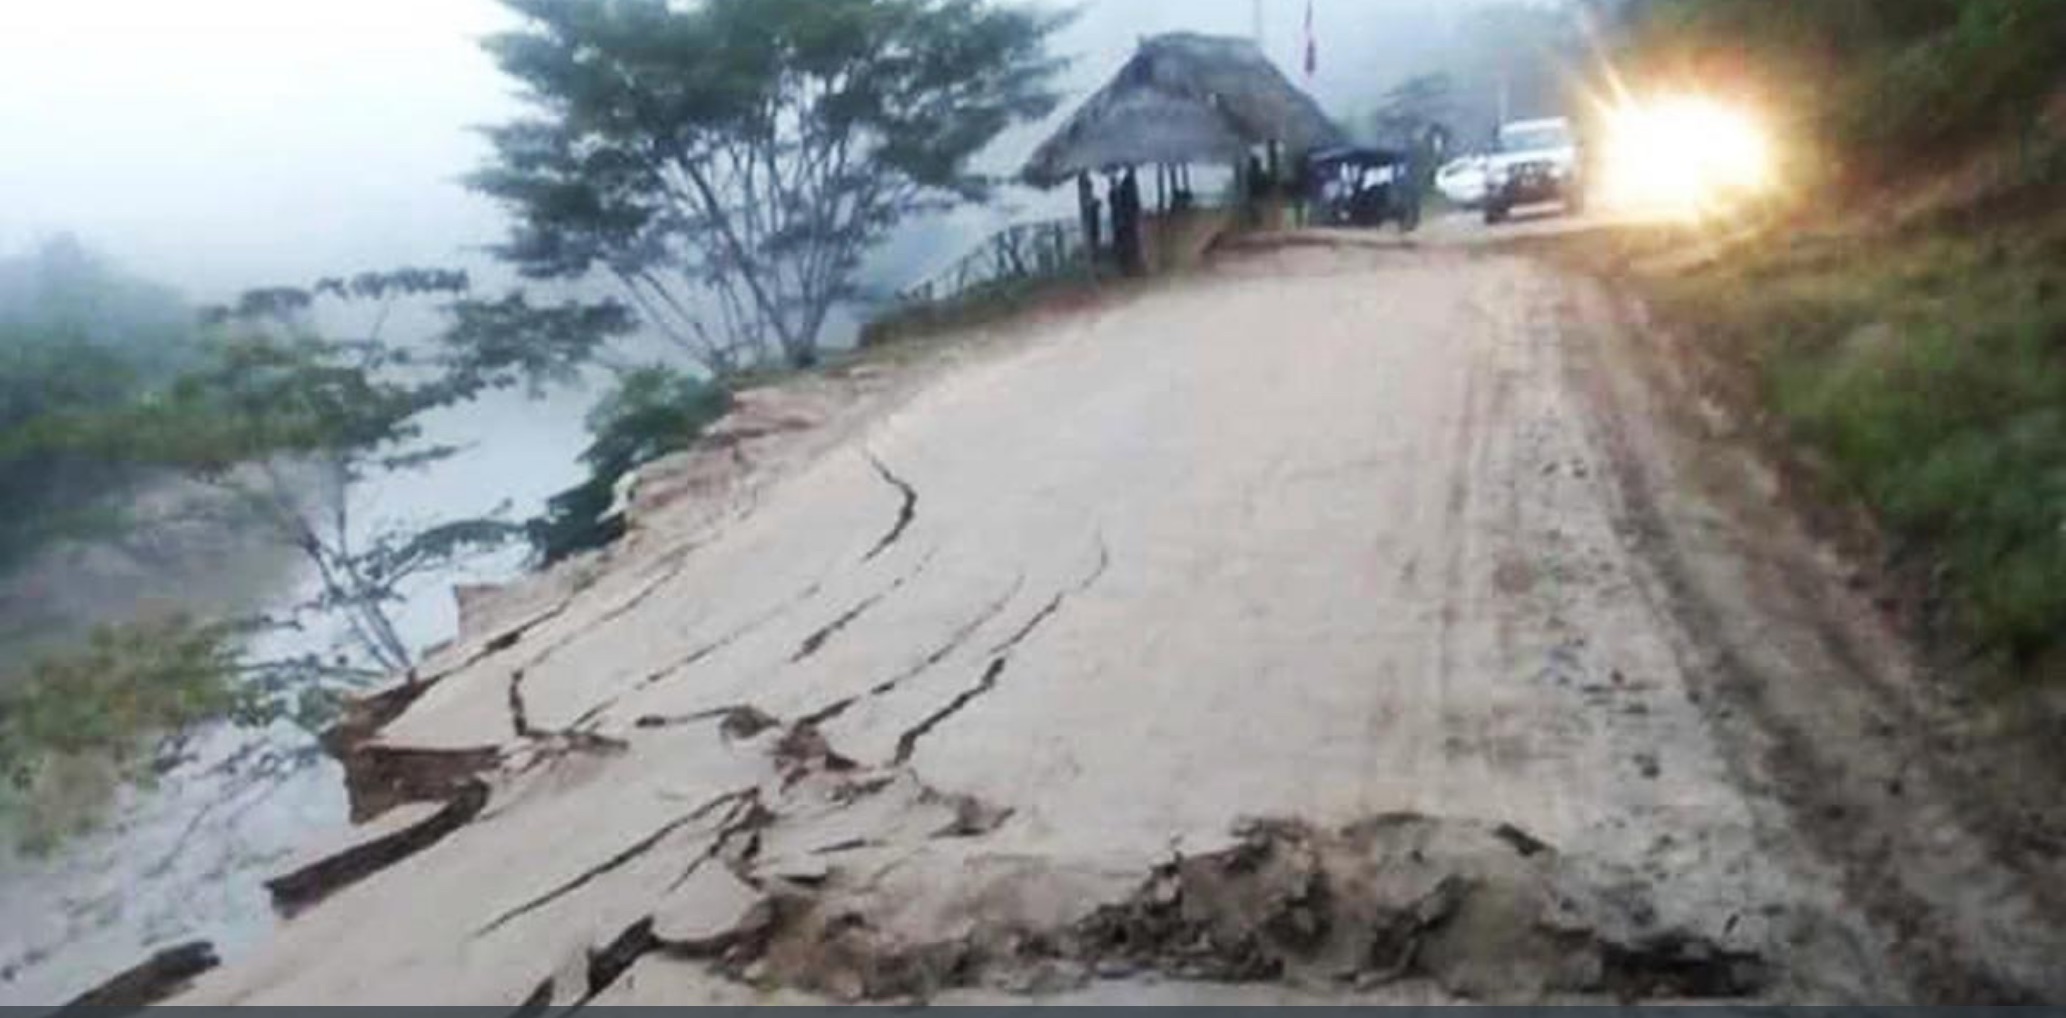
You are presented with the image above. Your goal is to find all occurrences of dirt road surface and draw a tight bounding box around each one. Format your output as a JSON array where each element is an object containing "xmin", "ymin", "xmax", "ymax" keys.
[{"xmin": 171, "ymin": 237, "xmax": 2066, "ymax": 1006}]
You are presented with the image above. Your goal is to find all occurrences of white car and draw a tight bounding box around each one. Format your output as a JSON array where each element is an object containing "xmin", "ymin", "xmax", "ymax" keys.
[
  {"xmin": 1482, "ymin": 116, "xmax": 1585, "ymax": 224},
  {"xmin": 1435, "ymin": 155, "xmax": 1491, "ymax": 208}
]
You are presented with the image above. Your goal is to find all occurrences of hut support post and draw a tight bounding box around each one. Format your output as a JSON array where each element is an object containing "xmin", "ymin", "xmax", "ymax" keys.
[{"xmin": 1077, "ymin": 173, "xmax": 1102, "ymax": 273}]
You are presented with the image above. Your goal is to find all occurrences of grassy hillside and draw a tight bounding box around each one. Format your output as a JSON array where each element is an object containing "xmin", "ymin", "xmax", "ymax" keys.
[
  {"xmin": 1604, "ymin": 0, "xmax": 2066, "ymax": 683},
  {"xmin": 1616, "ymin": 0, "xmax": 2065, "ymax": 176}
]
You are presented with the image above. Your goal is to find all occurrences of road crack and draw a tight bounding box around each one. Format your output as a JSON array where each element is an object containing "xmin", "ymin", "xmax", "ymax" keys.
[
  {"xmin": 892, "ymin": 541, "xmax": 1109, "ymax": 765},
  {"xmin": 892, "ymin": 660, "xmax": 1008, "ymax": 766},
  {"xmin": 792, "ymin": 550, "xmax": 937, "ymax": 664},
  {"xmin": 474, "ymin": 787, "xmax": 756, "ymax": 937},
  {"xmin": 508, "ymin": 669, "xmax": 630, "ymax": 768},
  {"xmin": 862, "ymin": 452, "xmax": 918, "ymax": 562},
  {"xmin": 802, "ymin": 574, "xmax": 1026, "ymax": 729},
  {"xmin": 634, "ymin": 705, "xmax": 781, "ymax": 740},
  {"xmin": 507, "ymin": 669, "xmax": 537, "ymax": 738},
  {"xmin": 506, "ymin": 540, "xmax": 713, "ymax": 679},
  {"xmin": 565, "ymin": 580, "xmax": 827, "ymax": 732},
  {"xmin": 667, "ymin": 790, "xmax": 776, "ymax": 893}
]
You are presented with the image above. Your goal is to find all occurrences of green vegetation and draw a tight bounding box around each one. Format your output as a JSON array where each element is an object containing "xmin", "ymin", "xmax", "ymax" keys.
[
  {"xmin": 471, "ymin": 0, "xmax": 1067, "ymax": 376},
  {"xmin": 859, "ymin": 274, "xmax": 1101, "ymax": 350},
  {"xmin": 0, "ymin": 239, "xmax": 197, "ymax": 573},
  {"xmin": 0, "ymin": 619, "xmax": 244, "ymax": 852},
  {"xmin": 1601, "ymin": 1, "xmax": 2066, "ymax": 682},
  {"xmin": 530, "ymin": 367, "xmax": 733, "ymax": 565},
  {"xmin": 1637, "ymin": 223, "xmax": 2066, "ymax": 675},
  {"xmin": 1, "ymin": 1, "xmax": 1072, "ymax": 845},
  {"xmin": 28, "ymin": 270, "xmax": 589, "ymax": 676},
  {"xmin": 1618, "ymin": 0, "xmax": 2066, "ymax": 175},
  {"xmin": 0, "ymin": 263, "xmax": 630, "ymax": 842},
  {"xmin": 483, "ymin": 0, "xmax": 1071, "ymax": 568}
]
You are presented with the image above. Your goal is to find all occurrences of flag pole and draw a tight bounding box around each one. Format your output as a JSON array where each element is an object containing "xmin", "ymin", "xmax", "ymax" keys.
[{"xmin": 1303, "ymin": 0, "xmax": 1317, "ymax": 79}]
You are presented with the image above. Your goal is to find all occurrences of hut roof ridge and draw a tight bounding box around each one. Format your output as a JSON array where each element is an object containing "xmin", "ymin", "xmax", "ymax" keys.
[{"xmin": 1021, "ymin": 30, "xmax": 1344, "ymax": 187}]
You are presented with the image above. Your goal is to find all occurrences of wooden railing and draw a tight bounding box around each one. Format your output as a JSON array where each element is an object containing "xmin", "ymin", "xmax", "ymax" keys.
[{"xmin": 897, "ymin": 218, "xmax": 1092, "ymax": 306}]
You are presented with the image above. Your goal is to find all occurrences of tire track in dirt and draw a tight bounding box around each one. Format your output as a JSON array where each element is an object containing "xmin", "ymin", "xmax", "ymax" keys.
[{"xmin": 1557, "ymin": 273, "xmax": 2066, "ymax": 1001}]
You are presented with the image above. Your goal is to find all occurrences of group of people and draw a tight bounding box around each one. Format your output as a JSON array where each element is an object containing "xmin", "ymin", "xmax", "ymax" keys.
[
  {"xmin": 1073, "ymin": 126, "xmax": 1449, "ymax": 274},
  {"xmin": 1077, "ymin": 170, "xmax": 1146, "ymax": 276}
]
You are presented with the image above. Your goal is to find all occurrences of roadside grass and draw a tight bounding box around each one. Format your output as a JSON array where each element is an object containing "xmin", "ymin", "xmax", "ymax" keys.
[
  {"xmin": 1622, "ymin": 0, "xmax": 2066, "ymax": 186},
  {"xmin": 1598, "ymin": 204, "xmax": 2066, "ymax": 683},
  {"xmin": 527, "ymin": 367, "xmax": 733, "ymax": 566},
  {"xmin": 857, "ymin": 273, "xmax": 1104, "ymax": 351}
]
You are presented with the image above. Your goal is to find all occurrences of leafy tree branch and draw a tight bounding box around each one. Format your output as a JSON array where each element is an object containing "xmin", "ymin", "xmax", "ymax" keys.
[{"xmin": 472, "ymin": 0, "xmax": 1069, "ymax": 375}]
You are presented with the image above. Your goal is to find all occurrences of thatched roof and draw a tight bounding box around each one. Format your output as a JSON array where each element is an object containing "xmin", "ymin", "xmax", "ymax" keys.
[{"xmin": 1022, "ymin": 33, "xmax": 1345, "ymax": 187}]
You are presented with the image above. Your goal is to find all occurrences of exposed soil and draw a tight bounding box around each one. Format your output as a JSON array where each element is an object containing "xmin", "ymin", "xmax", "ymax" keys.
[{"xmin": 151, "ymin": 232, "xmax": 2066, "ymax": 1006}]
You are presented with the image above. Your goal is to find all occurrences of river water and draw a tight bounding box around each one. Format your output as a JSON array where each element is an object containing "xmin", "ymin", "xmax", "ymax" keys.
[{"xmin": 0, "ymin": 385, "xmax": 592, "ymax": 1005}]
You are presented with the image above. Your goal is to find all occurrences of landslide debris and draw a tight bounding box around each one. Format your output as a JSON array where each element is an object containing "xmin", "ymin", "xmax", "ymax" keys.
[
  {"xmin": 266, "ymin": 780, "xmax": 490, "ymax": 916},
  {"xmin": 258, "ymin": 537, "xmax": 1766, "ymax": 1008},
  {"xmin": 561, "ymin": 810, "xmax": 1767, "ymax": 1006},
  {"xmin": 1071, "ymin": 816, "xmax": 1766, "ymax": 1002}
]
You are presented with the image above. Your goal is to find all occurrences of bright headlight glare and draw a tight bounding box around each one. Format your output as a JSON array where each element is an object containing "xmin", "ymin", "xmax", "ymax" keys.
[{"xmin": 1600, "ymin": 95, "xmax": 1775, "ymax": 213}]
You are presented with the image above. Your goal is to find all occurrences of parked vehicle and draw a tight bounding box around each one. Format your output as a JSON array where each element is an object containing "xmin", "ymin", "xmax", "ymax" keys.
[
  {"xmin": 1306, "ymin": 146, "xmax": 1422, "ymax": 232},
  {"xmin": 1482, "ymin": 116, "xmax": 1584, "ymax": 224},
  {"xmin": 1435, "ymin": 155, "xmax": 1490, "ymax": 208}
]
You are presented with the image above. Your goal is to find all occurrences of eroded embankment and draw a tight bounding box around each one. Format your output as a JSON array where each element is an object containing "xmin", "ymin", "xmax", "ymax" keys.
[{"xmin": 143, "ymin": 244, "xmax": 2045, "ymax": 1006}]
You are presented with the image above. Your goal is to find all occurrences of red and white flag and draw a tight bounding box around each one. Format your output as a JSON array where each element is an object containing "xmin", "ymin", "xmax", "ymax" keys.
[{"xmin": 1302, "ymin": 0, "xmax": 1318, "ymax": 78}]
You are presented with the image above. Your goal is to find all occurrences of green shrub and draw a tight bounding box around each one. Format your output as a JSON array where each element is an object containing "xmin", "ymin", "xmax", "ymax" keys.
[
  {"xmin": 1643, "ymin": 221, "xmax": 2066, "ymax": 672},
  {"xmin": 860, "ymin": 274, "xmax": 1099, "ymax": 350},
  {"xmin": 1621, "ymin": 0, "xmax": 2066, "ymax": 176},
  {"xmin": 528, "ymin": 368, "xmax": 733, "ymax": 564},
  {"xmin": 1779, "ymin": 305, "xmax": 2066, "ymax": 660},
  {"xmin": 1611, "ymin": 0, "xmax": 2066, "ymax": 679},
  {"xmin": 1838, "ymin": 0, "xmax": 2066, "ymax": 158},
  {"xmin": 0, "ymin": 618, "xmax": 249, "ymax": 851},
  {"xmin": 0, "ymin": 240, "xmax": 197, "ymax": 574}
]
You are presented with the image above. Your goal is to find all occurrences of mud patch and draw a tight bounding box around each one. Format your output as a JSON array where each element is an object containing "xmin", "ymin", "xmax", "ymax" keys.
[
  {"xmin": 330, "ymin": 743, "xmax": 502, "ymax": 823},
  {"xmin": 1072, "ymin": 816, "xmax": 1764, "ymax": 1002},
  {"xmin": 624, "ymin": 814, "xmax": 1763, "ymax": 1004},
  {"xmin": 318, "ymin": 670, "xmax": 503, "ymax": 822},
  {"xmin": 1493, "ymin": 556, "xmax": 1539, "ymax": 597}
]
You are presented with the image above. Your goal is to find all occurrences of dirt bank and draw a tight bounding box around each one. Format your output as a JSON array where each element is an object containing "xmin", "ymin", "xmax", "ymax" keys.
[{"xmin": 167, "ymin": 239, "xmax": 2065, "ymax": 1005}]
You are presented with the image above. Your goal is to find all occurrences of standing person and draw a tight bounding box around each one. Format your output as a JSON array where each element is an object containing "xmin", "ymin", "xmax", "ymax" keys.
[
  {"xmin": 1246, "ymin": 152, "xmax": 1279, "ymax": 229},
  {"xmin": 1400, "ymin": 124, "xmax": 1448, "ymax": 233},
  {"xmin": 1396, "ymin": 150, "xmax": 1425, "ymax": 233},
  {"xmin": 1289, "ymin": 150, "xmax": 1313, "ymax": 228},
  {"xmin": 1112, "ymin": 168, "xmax": 1144, "ymax": 277},
  {"xmin": 1077, "ymin": 172, "xmax": 1103, "ymax": 271}
]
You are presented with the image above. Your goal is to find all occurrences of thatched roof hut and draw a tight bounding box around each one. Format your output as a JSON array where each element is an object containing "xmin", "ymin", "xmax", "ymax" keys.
[{"xmin": 1022, "ymin": 33, "xmax": 1345, "ymax": 187}]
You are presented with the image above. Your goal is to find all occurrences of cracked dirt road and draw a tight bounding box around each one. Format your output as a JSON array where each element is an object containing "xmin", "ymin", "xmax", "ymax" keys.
[{"xmin": 174, "ymin": 241, "xmax": 2066, "ymax": 1006}]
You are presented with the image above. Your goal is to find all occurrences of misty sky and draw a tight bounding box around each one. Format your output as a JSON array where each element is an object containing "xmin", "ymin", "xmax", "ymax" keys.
[{"xmin": 1, "ymin": 0, "xmax": 1498, "ymax": 302}]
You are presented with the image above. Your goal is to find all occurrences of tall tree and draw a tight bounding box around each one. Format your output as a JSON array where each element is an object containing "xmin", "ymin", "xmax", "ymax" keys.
[
  {"xmin": 1453, "ymin": 2, "xmax": 1586, "ymax": 140},
  {"xmin": 37, "ymin": 272, "xmax": 630, "ymax": 676},
  {"xmin": 1371, "ymin": 72, "xmax": 1458, "ymax": 147},
  {"xmin": 471, "ymin": 0, "xmax": 1067, "ymax": 374},
  {"xmin": 0, "ymin": 239, "xmax": 197, "ymax": 574},
  {"xmin": 1, "ymin": 259, "xmax": 634, "ymax": 841}
]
